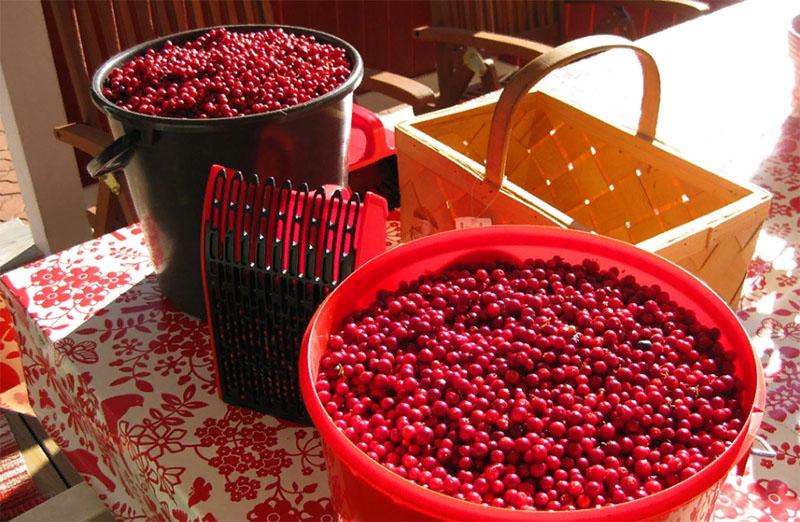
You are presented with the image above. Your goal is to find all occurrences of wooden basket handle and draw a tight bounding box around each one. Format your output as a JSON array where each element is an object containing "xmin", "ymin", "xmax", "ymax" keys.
[{"xmin": 484, "ymin": 35, "xmax": 661, "ymax": 188}]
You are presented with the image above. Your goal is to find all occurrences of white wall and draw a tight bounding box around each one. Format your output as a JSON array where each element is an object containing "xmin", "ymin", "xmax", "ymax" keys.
[{"xmin": 0, "ymin": 1, "xmax": 91, "ymax": 254}]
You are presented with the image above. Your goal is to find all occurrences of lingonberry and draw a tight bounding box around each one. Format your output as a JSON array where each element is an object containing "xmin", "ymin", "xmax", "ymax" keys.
[
  {"xmin": 316, "ymin": 256, "xmax": 745, "ymax": 511},
  {"xmin": 104, "ymin": 28, "xmax": 352, "ymax": 118}
]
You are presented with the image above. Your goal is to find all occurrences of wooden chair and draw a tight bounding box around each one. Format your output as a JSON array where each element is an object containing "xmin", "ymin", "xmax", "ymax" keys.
[
  {"xmin": 45, "ymin": 0, "xmax": 708, "ymax": 235},
  {"xmin": 414, "ymin": 0, "xmax": 710, "ymax": 109},
  {"xmin": 44, "ymin": 0, "xmax": 275, "ymax": 237}
]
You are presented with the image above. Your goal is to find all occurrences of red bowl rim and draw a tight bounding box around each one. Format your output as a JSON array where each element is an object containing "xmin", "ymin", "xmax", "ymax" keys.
[{"xmin": 300, "ymin": 226, "xmax": 765, "ymax": 520}]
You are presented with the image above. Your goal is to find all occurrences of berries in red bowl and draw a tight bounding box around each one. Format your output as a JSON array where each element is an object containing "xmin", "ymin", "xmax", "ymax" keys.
[{"xmin": 299, "ymin": 226, "xmax": 765, "ymax": 521}]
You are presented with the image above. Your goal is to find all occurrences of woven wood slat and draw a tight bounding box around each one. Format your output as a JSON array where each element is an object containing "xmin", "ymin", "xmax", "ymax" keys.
[{"xmin": 396, "ymin": 36, "xmax": 771, "ymax": 306}]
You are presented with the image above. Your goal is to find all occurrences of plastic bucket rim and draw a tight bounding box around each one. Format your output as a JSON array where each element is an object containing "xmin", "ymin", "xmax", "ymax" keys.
[
  {"xmin": 300, "ymin": 225, "xmax": 765, "ymax": 520},
  {"xmin": 90, "ymin": 23, "xmax": 364, "ymax": 132}
]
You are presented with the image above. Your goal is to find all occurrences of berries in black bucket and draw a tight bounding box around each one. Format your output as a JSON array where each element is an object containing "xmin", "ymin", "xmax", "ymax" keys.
[
  {"xmin": 89, "ymin": 25, "xmax": 363, "ymax": 318},
  {"xmin": 102, "ymin": 27, "xmax": 352, "ymax": 118}
]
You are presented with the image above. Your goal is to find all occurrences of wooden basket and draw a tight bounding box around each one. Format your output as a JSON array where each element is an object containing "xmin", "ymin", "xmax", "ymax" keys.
[{"xmin": 396, "ymin": 35, "xmax": 771, "ymax": 306}]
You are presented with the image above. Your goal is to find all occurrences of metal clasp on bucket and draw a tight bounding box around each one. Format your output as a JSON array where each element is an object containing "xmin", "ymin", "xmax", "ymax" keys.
[
  {"xmin": 737, "ymin": 434, "xmax": 777, "ymax": 476},
  {"xmin": 750, "ymin": 435, "xmax": 777, "ymax": 458},
  {"xmin": 86, "ymin": 130, "xmax": 141, "ymax": 193}
]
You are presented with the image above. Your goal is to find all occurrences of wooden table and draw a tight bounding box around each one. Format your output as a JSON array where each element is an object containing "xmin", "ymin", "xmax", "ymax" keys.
[
  {"xmin": 537, "ymin": 0, "xmax": 798, "ymax": 187},
  {"xmin": 1, "ymin": 1, "xmax": 798, "ymax": 520}
]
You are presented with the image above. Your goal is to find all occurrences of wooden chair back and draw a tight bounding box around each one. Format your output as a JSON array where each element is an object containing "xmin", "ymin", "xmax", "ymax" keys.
[
  {"xmin": 560, "ymin": 1, "xmax": 710, "ymax": 41},
  {"xmin": 42, "ymin": 0, "xmax": 275, "ymax": 235},
  {"xmin": 422, "ymin": 1, "xmax": 708, "ymax": 108},
  {"xmin": 430, "ymin": 1, "xmax": 708, "ymax": 44},
  {"xmin": 431, "ymin": 1, "xmax": 561, "ymax": 45}
]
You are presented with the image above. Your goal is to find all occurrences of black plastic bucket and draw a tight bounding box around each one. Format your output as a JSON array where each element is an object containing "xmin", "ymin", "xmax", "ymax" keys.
[{"xmin": 89, "ymin": 25, "xmax": 363, "ymax": 318}]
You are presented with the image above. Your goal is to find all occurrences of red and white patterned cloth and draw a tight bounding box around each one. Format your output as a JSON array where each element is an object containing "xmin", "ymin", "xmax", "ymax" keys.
[
  {"xmin": 0, "ymin": 227, "xmax": 332, "ymax": 521},
  {"xmin": 0, "ymin": 412, "xmax": 44, "ymax": 520},
  {"xmin": 0, "ymin": 135, "xmax": 798, "ymax": 520}
]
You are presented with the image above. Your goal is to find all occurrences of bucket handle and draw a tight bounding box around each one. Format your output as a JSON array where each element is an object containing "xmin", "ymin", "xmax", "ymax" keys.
[
  {"xmin": 483, "ymin": 34, "xmax": 660, "ymax": 189},
  {"xmin": 750, "ymin": 434, "xmax": 777, "ymax": 458},
  {"xmin": 86, "ymin": 131, "xmax": 140, "ymax": 178}
]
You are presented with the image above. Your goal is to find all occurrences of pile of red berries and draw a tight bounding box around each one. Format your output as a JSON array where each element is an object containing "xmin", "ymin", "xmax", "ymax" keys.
[
  {"xmin": 103, "ymin": 27, "xmax": 352, "ymax": 118},
  {"xmin": 316, "ymin": 256, "xmax": 744, "ymax": 511}
]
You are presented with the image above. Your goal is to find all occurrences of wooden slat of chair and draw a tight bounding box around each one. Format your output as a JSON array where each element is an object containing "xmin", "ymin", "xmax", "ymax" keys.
[
  {"xmin": 241, "ymin": 0, "xmax": 257, "ymax": 25},
  {"xmin": 132, "ymin": 1, "xmax": 157, "ymax": 41},
  {"xmin": 265, "ymin": 2, "xmax": 276, "ymax": 24},
  {"xmin": 444, "ymin": 1, "xmax": 461, "ymax": 28},
  {"xmin": 519, "ymin": 0, "xmax": 530, "ymax": 33},
  {"xmin": 513, "ymin": 1, "xmax": 525, "ymax": 32},
  {"xmin": 642, "ymin": 7, "xmax": 653, "ymax": 36},
  {"xmin": 454, "ymin": 2, "xmax": 468, "ymax": 28},
  {"xmin": 91, "ymin": 177, "xmax": 136, "ymax": 234},
  {"xmin": 91, "ymin": 1, "xmax": 122, "ymax": 58},
  {"xmin": 171, "ymin": 0, "xmax": 190, "ymax": 32},
  {"xmin": 484, "ymin": 0, "xmax": 495, "ymax": 32},
  {"xmin": 529, "ymin": 0, "xmax": 541, "ymax": 25},
  {"xmin": 414, "ymin": 26, "xmax": 552, "ymax": 62},
  {"xmin": 511, "ymin": 0, "xmax": 521, "ymax": 32},
  {"xmin": 74, "ymin": 1, "xmax": 106, "ymax": 74},
  {"xmin": 225, "ymin": 1, "xmax": 240, "ymax": 25},
  {"xmin": 188, "ymin": 0, "xmax": 208, "ymax": 28},
  {"xmin": 151, "ymin": 0, "xmax": 175, "ymax": 36},
  {"xmin": 361, "ymin": 69, "xmax": 437, "ymax": 114},
  {"xmin": 48, "ymin": 1, "xmax": 102, "ymax": 130},
  {"xmin": 54, "ymin": 123, "xmax": 111, "ymax": 157},
  {"xmin": 77, "ymin": 1, "xmax": 121, "ymax": 128},
  {"xmin": 207, "ymin": 1, "xmax": 225, "ymax": 25},
  {"xmin": 112, "ymin": 0, "xmax": 140, "ymax": 49},
  {"xmin": 563, "ymin": 1, "xmax": 577, "ymax": 38},
  {"xmin": 474, "ymin": 1, "xmax": 485, "ymax": 29}
]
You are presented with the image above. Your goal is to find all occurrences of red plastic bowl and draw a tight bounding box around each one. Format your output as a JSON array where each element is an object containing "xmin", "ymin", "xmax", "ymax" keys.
[{"xmin": 299, "ymin": 226, "xmax": 765, "ymax": 521}]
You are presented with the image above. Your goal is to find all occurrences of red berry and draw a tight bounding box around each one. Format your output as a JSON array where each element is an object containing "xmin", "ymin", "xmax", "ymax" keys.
[
  {"xmin": 104, "ymin": 28, "xmax": 352, "ymax": 118},
  {"xmin": 316, "ymin": 256, "xmax": 744, "ymax": 511}
]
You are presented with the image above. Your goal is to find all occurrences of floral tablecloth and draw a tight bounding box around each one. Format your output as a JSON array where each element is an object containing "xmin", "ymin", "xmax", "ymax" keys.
[
  {"xmin": 0, "ymin": 132, "xmax": 799, "ymax": 520},
  {"xmin": 0, "ymin": 226, "xmax": 333, "ymax": 521}
]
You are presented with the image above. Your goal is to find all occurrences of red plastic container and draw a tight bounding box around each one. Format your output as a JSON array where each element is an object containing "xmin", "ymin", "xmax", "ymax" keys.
[
  {"xmin": 299, "ymin": 226, "xmax": 765, "ymax": 521},
  {"xmin": 347, "ymin": 104, "xmax": 395, "ymax": 171}
]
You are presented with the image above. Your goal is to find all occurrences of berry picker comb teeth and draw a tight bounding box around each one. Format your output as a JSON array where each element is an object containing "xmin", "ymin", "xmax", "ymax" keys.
[{"xmin": 201, "ymin": 164, "xmax": 388, "ymax": 422}]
